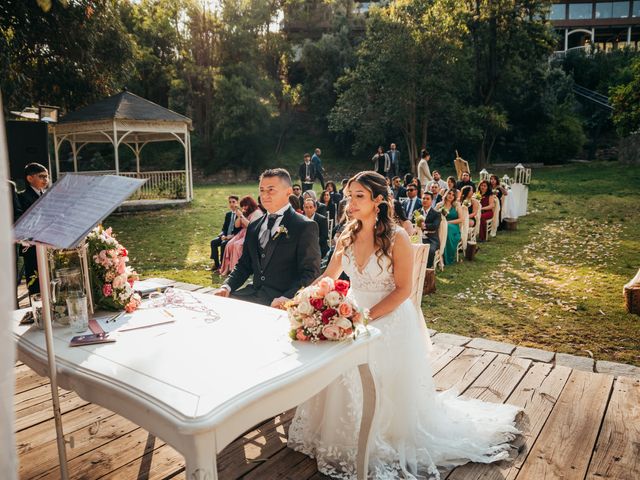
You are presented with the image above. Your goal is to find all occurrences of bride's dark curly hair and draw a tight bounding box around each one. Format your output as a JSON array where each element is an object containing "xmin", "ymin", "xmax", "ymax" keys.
[{"xmin": 340, "ymin": 171, "xmax": 395, "ymax": 271}]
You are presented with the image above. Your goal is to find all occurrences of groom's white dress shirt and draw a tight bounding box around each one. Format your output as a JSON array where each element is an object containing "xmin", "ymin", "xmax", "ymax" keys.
[{"xmin": 259, "ymin": 203, "xmax": 290, "ymax": 239}]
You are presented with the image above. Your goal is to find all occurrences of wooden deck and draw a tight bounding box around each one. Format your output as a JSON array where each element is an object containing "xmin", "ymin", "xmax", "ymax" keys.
[{"xmin": 14, "ymin": 281, "xmax": 640, "ymax": 479}]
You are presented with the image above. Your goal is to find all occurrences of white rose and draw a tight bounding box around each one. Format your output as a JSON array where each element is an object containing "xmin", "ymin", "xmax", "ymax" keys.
[
  {"xmin": 334, "ymin": 317, "xmax": 352, "ymax": 330},
  {"xmin": 297, "ymin": 299, "xmax": 315, "ymax": 315},
  {"xmin": 324, "ymin": 291, "xmax": 342, "ymax": 307}
]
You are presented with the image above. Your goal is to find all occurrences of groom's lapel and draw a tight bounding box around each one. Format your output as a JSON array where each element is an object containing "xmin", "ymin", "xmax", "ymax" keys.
[{"xmin": 262, "ymin": 206, "xmax": 293, "ymax": 270}]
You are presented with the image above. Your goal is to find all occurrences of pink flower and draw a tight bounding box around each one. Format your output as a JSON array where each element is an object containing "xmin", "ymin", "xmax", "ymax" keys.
[
  {"xmin": 310, "ymin": 297, "xmax": 324, "ymax": 311},
  {"xmin": 321, "ymin": 308, "xmax": 337, "ymax": 324},
  {"xmin": 321, "ymin": 324, "xmax": 342, "ymax": 340},
  {"xmin": 112, "ymin": 274, "xmax": 127, "ymax": 289},
  {"xmin": 120, "ymin": 247, "xmax": 128, "ymax": 257},
  {"xmin": 105, "ymin": 227, "xmax": 113, "ymax": 236},
  {"xmin": 296, "ymin": 328, "xmax": 309, "ymax": 341},
  {"xmin": 338, "ymin": 302, "xmax": 353, "ymax": 317},
  {"xmin": 334, "ymin": 279, "xmax": 350, "ymax": 296},
  {"xmin": 303, "ymin": 317, "xmax": 318, "ymax": 328},
  {"xmin": 102, "ymin": 283, "xmax": 113, "ymax": 296},
  {"xmin": 317, "ymin": 277, "xmax": 334, "ymax": 297},
  {"xmin": 117, "ymin": 259, "xmax": 126, "ymax": 275}
]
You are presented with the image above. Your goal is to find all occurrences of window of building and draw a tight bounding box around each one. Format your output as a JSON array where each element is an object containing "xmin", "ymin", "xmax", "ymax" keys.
[
  {"xmin": 551, "ymin": 3, "xmax": 566, "ymax": 19},
  {"xmin": 596, "ymin": 2, "xmax": 613, "ymax": 18},
  {"xmin": 612, "ymin": 1, "xmax": 630, "ymax": 17},
  {"xmin": 569, "ymin": 3, "xmax": 593, "ymax": 19},
  {"xmin": 634, "ymin": 1, "xmax": 640, "ymax": 16}
]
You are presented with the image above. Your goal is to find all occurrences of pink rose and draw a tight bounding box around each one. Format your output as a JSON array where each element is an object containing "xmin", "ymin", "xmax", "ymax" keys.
[
  {"xmin": 317, "ymin": 277, "xmax": 334, "ymax": 297},
  {"xmin": 112, "ymin": 274, "xmax": 127, "ymax": 289},
  {"xmin": 296, "ymin": 328, "xmax": 309, "ymax": 341},
  {"xmin": 338, "ymin": 302, "xmax": 353, "ymax": 317},
  {"xmin": 117, "ymin": 259, "xmax": 126, "ymax": 275},
  {"xmin": 310, "ymin": 297, "xmax": 324, "ymax": 311},
  {"xmin": 321, "ymin": 324, "xmax": 342, "ymax": 340},
  {"xmin": 303, "ymin": 317, "xmax": 317, "ymax": 328},
  {"xmin": 321, "ymin": 308, "xmax": 337, "ymax": 325},
  {"xmin": 102, "ymin": 283, "xmax": 113, "ymax": 296},
  {"xmin": 334, "ymin": 279, "xmax": 350, "ymax": 296}
]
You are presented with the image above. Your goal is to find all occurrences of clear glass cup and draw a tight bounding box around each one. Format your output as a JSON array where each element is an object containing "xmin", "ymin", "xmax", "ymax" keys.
[
  {"xmin": 66, "ymin": 291, "xmax": 89, "ymax": 333},
  {"xmin": 31, "ymin": 294, "xmax": 44, "ymax": 330}
]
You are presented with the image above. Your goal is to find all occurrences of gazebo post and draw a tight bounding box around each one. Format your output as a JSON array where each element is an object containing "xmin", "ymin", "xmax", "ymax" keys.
[
  {"xmin": 187, "ymin": 129, "xmax": 193, "ymax": 201},
  {"xmin": 71, "ymin": 135, "xmax": 78, "ymax": 173},
  {"xmin": 53, "ymin": 130, "xmax": 61, "ymax": 181},
  {"xmin": 183, "ymin": 129, "xmax": 190, "ymax": 201},
  {"xmin": 135, "ymin": 142, "xmax": 141, "ymax": 174},
  {"xmin": 113, "ymin": 121, "xmax": 120, "ymax": 175}
]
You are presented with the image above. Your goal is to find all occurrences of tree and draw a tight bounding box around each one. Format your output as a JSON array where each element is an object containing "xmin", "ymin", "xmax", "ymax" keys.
[{"xmin": 611, "ymin": 56, "xmax": 640, "ymax": 137}]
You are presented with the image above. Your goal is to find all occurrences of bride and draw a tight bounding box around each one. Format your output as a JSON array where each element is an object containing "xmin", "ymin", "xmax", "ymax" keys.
[{"xmin": 287, "ymin": 171, "xmax": 520, "ymax": 479}]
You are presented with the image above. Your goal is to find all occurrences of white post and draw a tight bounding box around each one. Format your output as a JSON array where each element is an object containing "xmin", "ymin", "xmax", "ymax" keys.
[
  {"xmin": 36, "ymin": 244, "xmax": 70, "ymax": 480},
  {"xmin": 71, "ymin": 136, "xmax": 78, "ymax": 173},
  {"xmin": 113, "ymin": 121, "xmax": 120, "ymax": 175},
  {"xmin": 627, "ymin": 27, "xmax": 632, "ymax": 46},
  {"xmin": 54, "ymin": 131, "xmax": 61, "ymax": 182},
  {"xmin": 187, "ymin": 130, "xmax": 194, "ymax": 201},
  {"xmin": 564, "ymin": 29, "xmax": 569, "ymax": 51},
  {"xmin": 591, "ymin": 27, "xmax": 595, "ymax": 44},
  {"xmin": 135, "ymin": 142, "xmax": 140, "ymax": 174}
]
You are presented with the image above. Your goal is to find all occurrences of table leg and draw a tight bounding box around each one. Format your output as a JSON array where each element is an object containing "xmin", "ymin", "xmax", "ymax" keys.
[
  {"xmin": 184, "ymin": 433, "xmax": 218, "ymax": 480},
  {"xmin": 356, "ymin": 363, "xmax": 378, "ymax": 480}
]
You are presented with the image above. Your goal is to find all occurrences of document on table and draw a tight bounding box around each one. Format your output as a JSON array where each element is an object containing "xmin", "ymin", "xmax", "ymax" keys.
[
  {"xmin": 94, "ymin": 307, "xmax": 209, "ymax": 333},
  {"xmin": 13, "ymin": 173, "xmax": 146, "ymax": 249}
]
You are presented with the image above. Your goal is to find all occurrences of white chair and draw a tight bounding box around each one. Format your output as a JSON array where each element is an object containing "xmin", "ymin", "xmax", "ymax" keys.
[
  {"xmin": 436, "ymin": 216, "xmax": 448, "ymax": 271},
  {"xmin": 457, "ymin": 206, "xmax": 469, "ymax": 262},
  {"xmin": 328, "ymin": 218, "xmax": 334, "ymax": 235},
  {"xmin": 411, "ymin": 243, "xmax": 433, "ymax": 352},
  {"xmin": 490, "ymin": 195, "xmax": 501, "ymax": 238}
]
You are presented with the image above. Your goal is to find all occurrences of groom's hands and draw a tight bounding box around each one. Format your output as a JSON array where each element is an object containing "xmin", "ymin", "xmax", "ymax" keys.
[
  {"xmin": 270, "ymin": 296, "xmax": 289, "ymax": 309},
  {"xmin": 213, "ymin": 286, "xmax": 230, "ymax": 297}
]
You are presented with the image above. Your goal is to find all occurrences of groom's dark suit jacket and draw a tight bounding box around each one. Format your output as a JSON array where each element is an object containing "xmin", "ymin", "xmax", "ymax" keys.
[{"xmin": 223, "ymin": 206, "xmax": 321, "ymax": 305}]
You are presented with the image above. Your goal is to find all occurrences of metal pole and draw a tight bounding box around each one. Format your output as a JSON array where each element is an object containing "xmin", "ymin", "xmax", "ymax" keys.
[
  {"xmin": 564, "ymin": 29, "xmax": 568, "ymax": 51},
  {"xmin": 113, "ymin": 121, "xmax": 120, "ymax": 176},
  {"xmin": 54, "ymin": 131, "xmax": 60, "ymax": 182},
  {"xmin": 79, "ymin": 243, "xmax": 93, "ymax": 314},
  {"xmin": 71, "ymin": 136, "xmax": 78, "ymax": 173},
  {"xmin": 35, "ymin": 243, "xmax": 70, "ymax": 480}
]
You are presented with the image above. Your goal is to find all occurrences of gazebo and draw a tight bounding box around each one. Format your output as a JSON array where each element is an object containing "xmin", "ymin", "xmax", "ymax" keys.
[{"xmin": 51, "ymin": 90, "xmax": 194, "ymax": 204}]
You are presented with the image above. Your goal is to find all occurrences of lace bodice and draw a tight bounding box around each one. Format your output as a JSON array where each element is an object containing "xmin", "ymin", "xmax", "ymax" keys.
[{"xmin": 341, "ymin": 227, "xmax": 399, "ymax": 294}]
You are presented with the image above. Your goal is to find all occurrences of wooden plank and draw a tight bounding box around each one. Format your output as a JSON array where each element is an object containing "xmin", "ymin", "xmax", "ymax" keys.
[
  {"xmin": 446, "ymin": 362, "xmax": 571, "ymax": 480},
  {"xmin": 217, "ymin": 411, "xmax": 294, "ymax": 478},
  {"xmin": 15, "ymin": 390, "xmax": 89, "ymax": 432},
  {"xmin": 434, "ymin": 349, "xmax": 497, "ymax": 393},
  {"xmin": 460, "ymin": 354, "xmax": 531, "ymax": 401},
  {"xmin": 100, "ymin": 443, "xmax": 185, "ymax": 480},
  {"xmin": 241, "ymin": 445, "xmax": 315, "ymax": 480},
  {"xmin": 14, "ymin": 364, "xmax": 49, "ymax": 394},
  {"xmin": 516, "ymin": 369, "xmax": 614, "ymax": 480},
  {"xmin": 430, "ymin": 345, "xmax": 465, "ymax": 375},
  {"xmin": 586, "ymin": 376, "xmax": 640, "ymax": 480}
]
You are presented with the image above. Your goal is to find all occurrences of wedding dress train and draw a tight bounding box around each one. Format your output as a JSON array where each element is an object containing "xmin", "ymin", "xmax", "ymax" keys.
[{"xmin": 288, "ymin": 232, "xmax": 520, "ymax": 479}]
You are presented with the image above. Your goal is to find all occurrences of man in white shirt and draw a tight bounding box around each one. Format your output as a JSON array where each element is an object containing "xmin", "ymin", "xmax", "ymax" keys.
[
  {"xmin": 430, "ymin": 170, "xmax": 448, "ymax": 192},
  {"xmin": 214, "ymin": 168, "xmax": 320, "ymax": 307}
]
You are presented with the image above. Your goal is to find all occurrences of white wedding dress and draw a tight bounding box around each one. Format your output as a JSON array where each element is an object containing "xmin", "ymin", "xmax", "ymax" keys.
[{"xmin": 288, "ymin": 232, "xmax": 521, "ymax": 479}]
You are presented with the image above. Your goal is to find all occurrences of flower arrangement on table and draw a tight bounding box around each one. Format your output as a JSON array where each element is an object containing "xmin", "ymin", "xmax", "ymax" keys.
[
  {"xmin": 287, "ymin": 277, "xmax": 368, "ymax": 342},
  {"xmin": 87, "ymin": 226, "xmax": 141, "ymax": 312}
]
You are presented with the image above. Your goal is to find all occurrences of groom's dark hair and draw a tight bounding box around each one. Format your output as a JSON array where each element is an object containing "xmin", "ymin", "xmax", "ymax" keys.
[{"xmin": 260, "ymin": 168, "xmax": 292, "ymax": 186}]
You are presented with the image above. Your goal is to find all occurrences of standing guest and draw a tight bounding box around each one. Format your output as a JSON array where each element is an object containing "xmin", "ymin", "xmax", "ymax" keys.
[
  {"xmin": 460, "ymin": 185, "xmax": 480, "ymax": 230},
  {"xmin": 311, "ymin": 148, "xmax": 325, "ymax": 190},
  {"xmin": 289, "ymin": 194, "xmax": 303, "ymax": 214},
  {"xmin": 299, "ymin": 153, "xmax": 318, "ymax": 192},
  {"xmin": 455, "ymin": 172, "xmax": 475, "ymax": 192},
  {"xmin": 419, "ymin": 192, "xmax": 441, "ymax": 268},
  {"xmin": 302, "ymin": 190, "xmax": 327, "ymax": 216},
  {"xmin": 210, "ymin": 195, "xmax": 241, "ymax": 271},
  {"xmin": 402, "ymin": 183, "xmax": 421, "ymax": 219},
  {"xmin": 213, "ymin": 168, "xmax": 320, "ymax": 307},
  {"xmin": 303, "ymin": 198, "xmax": 329, "ymax": 258},
  {"xmin": 292, "ymin": 184, "xmax": 303, "ymax": 200},
  {"xmin": 393, "ymin": 200, "xmax": 415, "ymax": 236},
  {"xmin": 320, "ymin": 190, "xmax": 336, "ymax": 223},
  {"xmin": 441, "ymin": 189, "xmax": 463, "ymax": 265},
  {"xmin": 477, "ymin": 180, "xmax": 494, "ymax": 242},
  {"xmin": 417, "ymin": 149, "xmax": 432, "ymax": 186},
  {"xmin": 387, "ymin": 143, "xmax": 401, "ymax": 178},
  {"xmin": 431, "ymin": 170, "xmax": 448, "ymax": 191},
  {"xmin": 219, "ymin": 196, "xmax": 264, "ymax": 275},
  {"xmin": 429, "ymin": 182, "xmax": 443, "ymax": 206},
  {"xmin": 489, "ymin": 174, "xmax": 508, "ymax": 228},
  {"xmin": 391, "ymin": 176, "xmax": 407, "ymax": 199},
  {"xmin": 18, "ymin": 162, "xmax": 49, "ymax": 294},
  {"xmin": 372, "ymin": 146, "xmax": 391, "ymax": 177}
]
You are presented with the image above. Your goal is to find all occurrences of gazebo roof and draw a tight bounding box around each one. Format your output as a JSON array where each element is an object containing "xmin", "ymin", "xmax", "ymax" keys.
[{"xmin": 59, "ymin": 90, "xmax": 191, "ymax": 126}]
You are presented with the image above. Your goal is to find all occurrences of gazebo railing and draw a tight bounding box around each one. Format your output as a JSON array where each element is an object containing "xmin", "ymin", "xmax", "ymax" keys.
[{"xmin": 58, "ymin": 170, "xmax": 187, "ymax": 200}]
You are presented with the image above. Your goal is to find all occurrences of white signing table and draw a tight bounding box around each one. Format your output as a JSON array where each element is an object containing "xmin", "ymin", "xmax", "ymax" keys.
[{"xmin": 12, "ymin": 293, "xmax": 381, "ymax": 479}]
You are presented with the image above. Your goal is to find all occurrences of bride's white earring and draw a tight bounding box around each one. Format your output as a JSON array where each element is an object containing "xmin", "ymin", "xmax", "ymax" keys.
[{"xmin": 375, "ymin": 205, "xmax": 380, "ymax": 225}]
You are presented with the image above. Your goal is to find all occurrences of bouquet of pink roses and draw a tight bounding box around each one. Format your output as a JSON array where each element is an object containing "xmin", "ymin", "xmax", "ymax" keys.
[
  {"xmin": 287, "ymin": 277, "xmax": 368, "ymax": 342},
  {"xmin": 87, "ymin": 226, "xmax": 141, "ymax": 312}
]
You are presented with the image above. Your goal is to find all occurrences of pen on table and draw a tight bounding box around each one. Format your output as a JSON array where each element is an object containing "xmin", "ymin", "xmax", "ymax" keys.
[{"xmin": 162, "ymin": 309, "xmax": 174, "ymax": 318}]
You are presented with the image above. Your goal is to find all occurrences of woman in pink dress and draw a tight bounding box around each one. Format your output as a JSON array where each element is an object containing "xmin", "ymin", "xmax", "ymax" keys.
[{"xmin": 219, "ymin": 195, "xmax": 263, "ymax": 275}]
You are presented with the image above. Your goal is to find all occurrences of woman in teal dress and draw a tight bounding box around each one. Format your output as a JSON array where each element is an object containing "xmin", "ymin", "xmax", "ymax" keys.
[{"xmin": 442, "ymin": 188, "xmax": 463, "ymax": 265}]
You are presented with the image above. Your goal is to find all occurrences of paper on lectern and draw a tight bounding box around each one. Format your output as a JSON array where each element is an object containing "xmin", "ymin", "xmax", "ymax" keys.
[{"xmin": 13, "ymin": 174, "xmax": 145, "ymax": 249}]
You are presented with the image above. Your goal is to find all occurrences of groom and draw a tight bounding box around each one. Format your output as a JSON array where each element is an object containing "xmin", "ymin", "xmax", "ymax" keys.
[{"xmin": 213, "ymin": 168, "xmax": 321, "ymax": 307}]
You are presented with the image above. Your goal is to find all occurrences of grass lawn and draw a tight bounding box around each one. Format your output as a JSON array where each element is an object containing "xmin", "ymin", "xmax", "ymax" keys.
[{"xmin": 107, "ymin": 161, "xmax": 640, "ymax": 366}]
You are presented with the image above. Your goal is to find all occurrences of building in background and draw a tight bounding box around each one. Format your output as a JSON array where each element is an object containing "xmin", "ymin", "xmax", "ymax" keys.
[{"xmin": 550, "ymin": 1, "xmax": 640, "ymax": 52}]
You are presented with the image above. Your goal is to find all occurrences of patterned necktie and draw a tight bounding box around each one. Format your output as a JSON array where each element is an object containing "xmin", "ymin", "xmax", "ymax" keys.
[
  {"xmin": 260, "ymin": 214, "xmax": 280, "ymax": 248},
  {"xmin": 227, "ymin": 213, "xmax": 235, "ymax": 236}
]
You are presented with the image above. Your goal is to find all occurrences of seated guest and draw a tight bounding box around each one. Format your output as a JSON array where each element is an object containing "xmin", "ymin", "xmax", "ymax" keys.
[
  {"xmin": 418, "ymin": 192, "xmax": 441, "ymax": 268},
  {"xmin": 219, "ymin": 196, "xmax": 264, "ymax": 275},
  {"xmin": 320, "ymin": 190, "xmax": 335, "ymax": 222},
  {"xmin": 402, "ymin": 183, "xmax": 421, "ymax": 219},
  {"xmin": 18, "ymin": 162, "xmax": 49, "ymax": 294},
  {"xmin": 477, "ymin": 180, "xmax": 494, "ymax": 242},
  {"xmin": 403, "ymin": 173, "xmax": 414, "ymax": 188},
  {"xmin": 489, "ymin": 174, "xmax": 508, "ymax": 227},
  {"xmin": 446, "ymin": 175, "xmax": 456, "ymax": 192},
  {"xmin": 431, "ymin": 170, "xmax": 448, "ymax": 192},
  {"xmin": 455, "ymin": 172, "xmax": 475, "ymax": 192},
  {"xmin": 289, "ymin": 194, "xmax": 303, "ymax": 214},
  {"xmin": 393, "ymin": 199, "xmax": 415, "ymax": 236},
  {"xmin": 460, "ymin": 185, "xmax": 480, "ymax": 230},
  {"xmin": 292, "ymin": 183, "xmax": 303, "ymax": 201},
  {"xmin": 429, "ymin": 181, "xmax": 443, "ymax": 205},
  {"xmin": 303, "ymin": 198, "xmax": 329, "ymax": 258},
  {"xmin": 391, "ymin": 176, "xmax": 407, "ymax": 199},
  {"xmin": 210, "ymin": 195, "xmax": 241, "ymax": 271},
  {"xmin": 339, "ymin": 178, "xmax": 349, "ymax": 197},
  {"xmin": 325, "ymin": 180, "xmax": 342, "ymax": 206},
  {"xmin": 302, "ymin": 190, "xmax": 327, "ymax": 217},
  {"xmin": 441, "ymin": 188, "xmax": 463, "ymax": 265},
  {"xmin": 411, "ymin": 178, "xmax": 422, "ymax": 197}
]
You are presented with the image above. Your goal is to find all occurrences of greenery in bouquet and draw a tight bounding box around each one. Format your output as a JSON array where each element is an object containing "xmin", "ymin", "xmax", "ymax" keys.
[
  {"xmin": 413, "ymin": 210, "xmax": 425, "ymax": 228},
  {"xmin": 87, "ymin": 226, "xmax": 141, "ymax": 312}
]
